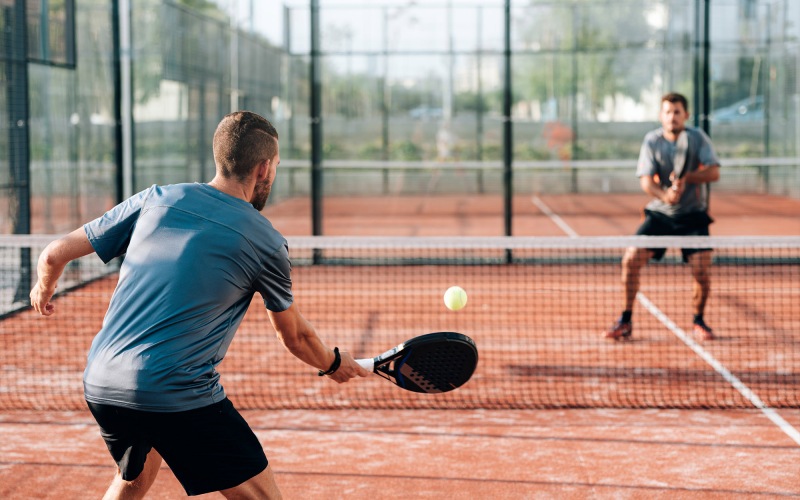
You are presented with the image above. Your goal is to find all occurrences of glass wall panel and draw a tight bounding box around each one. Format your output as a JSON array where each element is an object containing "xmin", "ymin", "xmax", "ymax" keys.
[
  {"xmin": 3, "ymin": 0, "xmax": 799, "ymax": 237},
  {"xmin": 131, "ymin": 0, "xmax": 284, "ymax": 192},
  {"xmin": 23, "ymin": 0, "xmax": 116, "ymax": 234}
]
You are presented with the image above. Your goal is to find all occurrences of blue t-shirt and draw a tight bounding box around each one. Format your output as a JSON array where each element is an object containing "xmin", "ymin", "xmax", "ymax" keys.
[
  {"xmin": 636, "ymin": 126, "xmax": 720, "ymax": 217},
  {"xmin": 82, "ymin": 183, "xmax": 293, "ymax": 411}
]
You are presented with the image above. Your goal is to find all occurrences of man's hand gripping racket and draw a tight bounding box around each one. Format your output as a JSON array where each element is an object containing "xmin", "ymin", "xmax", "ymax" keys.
[{"xmin": 355, "ymin": 332, "xmax": 478, "ymax": 393}]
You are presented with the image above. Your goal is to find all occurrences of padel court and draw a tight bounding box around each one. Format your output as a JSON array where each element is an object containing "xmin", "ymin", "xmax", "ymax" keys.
[{"xmin": 2, "ymin": 192, "xmax": 799, "ymax": 498}]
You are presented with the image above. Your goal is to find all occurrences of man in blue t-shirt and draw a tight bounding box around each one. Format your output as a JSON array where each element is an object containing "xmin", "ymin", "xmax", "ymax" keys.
[
  {"xmin": 30, "ymin": 111, "xmax": 368, "ymax": 498},
  {"xmin": 603, "ymin": 93, "xmax": 721, "ymax": 343}
]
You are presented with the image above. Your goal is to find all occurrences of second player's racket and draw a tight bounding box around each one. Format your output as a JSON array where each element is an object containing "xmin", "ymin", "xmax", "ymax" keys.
[
  {"xmin": 357, "ymin": 331, "xmax": 478, "ymax": 393},
  {"xmin": 671, "ymin": 129, "xmax": 688, "ymax": 190}
]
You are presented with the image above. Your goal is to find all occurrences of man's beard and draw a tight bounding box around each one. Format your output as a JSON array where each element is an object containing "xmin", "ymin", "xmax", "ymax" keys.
[
  {"xmin": 668, "ymin": 123, "xmax": 685, "ymax": 135},
  {"xmin": 250, "ymin": 180, "xmax": 272, "ymax": 211}
]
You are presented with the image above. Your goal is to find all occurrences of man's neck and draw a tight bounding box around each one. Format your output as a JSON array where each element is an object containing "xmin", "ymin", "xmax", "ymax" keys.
[
  {"xmin": 208, "ymin": 176, "xmax": 251, "ymax": 202},
  {"xmin": 664, "ymin": 128, "xmax": 684, "ymax": 142}
]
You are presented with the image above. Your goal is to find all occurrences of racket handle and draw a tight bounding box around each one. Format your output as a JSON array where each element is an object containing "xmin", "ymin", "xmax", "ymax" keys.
[{"xmin": 356, "ymin": 358, "xmax": 374, "ymax": 372}]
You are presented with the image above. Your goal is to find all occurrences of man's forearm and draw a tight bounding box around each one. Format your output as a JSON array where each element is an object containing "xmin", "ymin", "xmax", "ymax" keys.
[
  {"xmin": 684, "ymin": 164, "xmax": 720, "ymax": 184},
  {"xmin": 269, "ymin": 305, "xmax": 336, "ymax": 372},
  {"xmin": 640, "ymin": 176, "xmax": 668, "ymax": 202}
]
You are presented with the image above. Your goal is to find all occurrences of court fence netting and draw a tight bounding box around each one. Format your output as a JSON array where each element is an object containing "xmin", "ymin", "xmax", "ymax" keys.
[{"xmin": 1, "ymin": 235, "xmax": 798, "ymax": 410}]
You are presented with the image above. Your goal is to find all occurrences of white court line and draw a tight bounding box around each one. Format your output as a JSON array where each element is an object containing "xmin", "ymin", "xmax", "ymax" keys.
[
  {"xmin": 637, "ymin": 293, "xmax": 800, "ymax": 447},
  {"xmin": 531, "ymin": 195, "xmax": 580, "ymax": 238}
]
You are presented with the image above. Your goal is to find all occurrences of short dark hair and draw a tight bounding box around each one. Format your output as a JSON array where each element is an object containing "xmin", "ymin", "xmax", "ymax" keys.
[
  {"xmin": 661, "ymin": 92, "xmax": 689, "ymax": 112},
  {"xmin": 212, "ymin": 111, "xmax": 279, "ymax": 182}
]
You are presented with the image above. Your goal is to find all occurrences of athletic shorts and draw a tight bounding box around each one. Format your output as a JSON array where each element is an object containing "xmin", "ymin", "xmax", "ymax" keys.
[
  {"xmin": 636, "ymin": 209, "xmax": 714, "ymax": 262},
  {"xmin": 86, "ymin": 398, "xmax": 267, "ymax": 496}
]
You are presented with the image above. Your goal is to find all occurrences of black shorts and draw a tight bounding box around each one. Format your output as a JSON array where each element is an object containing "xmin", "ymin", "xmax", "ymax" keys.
[
  {"xmin": 86, "ymin": 398, "xmax": 267, "ymax": 496},
  {"xmin": 636, "ymin": 209, "xmax": 714, "ymax": 262}
]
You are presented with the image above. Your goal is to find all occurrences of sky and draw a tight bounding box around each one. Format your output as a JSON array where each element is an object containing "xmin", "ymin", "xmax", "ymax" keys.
[
  {"xmin": 217, "ymin": 1, "xmax": 800, "ymax": 56},
  {"xmin": 215, "ymin": 0, "xmax": 510, "ymax": 49},
  {"xmin": 215, "ymin": 0, "xmax": 285, "ymax": 46}
]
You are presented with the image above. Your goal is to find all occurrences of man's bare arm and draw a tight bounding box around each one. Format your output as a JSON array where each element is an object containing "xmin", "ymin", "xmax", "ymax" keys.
[
  {"xmin": 30, "ymin": 228, "xmax": 96, "ymax": 316},
  {"xmin": 682, "ymin": 164, "xmax": 720, "ymax": 184},
  {"xmin": 640, "ymin": 175, "xmax": 682, "ymax": 205},
  {"xmin": 268, "ymin": 303, "xmax": 369, "ymax": 383}
]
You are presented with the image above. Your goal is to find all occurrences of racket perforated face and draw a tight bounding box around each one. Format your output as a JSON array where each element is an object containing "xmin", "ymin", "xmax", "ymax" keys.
[{"xmin": 381, "ymin": 332, "xmax": 478, "ymax": 393}]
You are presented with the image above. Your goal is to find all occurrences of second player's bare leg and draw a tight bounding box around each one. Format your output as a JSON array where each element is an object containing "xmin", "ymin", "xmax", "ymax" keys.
[
  {"xmin": 689, "ymin": 251, "xmax": 712, "ymax": 316},
  {"xmin": 621, "ymin": 246, "xmax": 653, "ymax": 310},
  {"xmin": 103, "ymin": 448, "xmax": 162, "ymax": 500},
  {"xmin": 220, "ymin": 465, "xmax": 282, "ymax": 500},
  {"xmin": 604, "ymin": 246, "xmax": 654, "ymax": 338}
]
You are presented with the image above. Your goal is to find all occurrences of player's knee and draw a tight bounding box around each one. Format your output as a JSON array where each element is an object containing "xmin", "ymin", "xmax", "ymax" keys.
[
  {"xmin": 622, "ymin": 248, "xmax": 647, "ymax": 269},
  {"xmin": 107, "ymin": 473, "xmax": 152, "ymax": 500},
  {"xmin": 691, "ymin": 262, "xmax": 712, "ymax": 282},
  {"xmin": 220, "ymin": 466, "xmax": 282, "ymax": 500},
  {"xmin": 694, "ymin": 274, "xmax": 711, "ymax": 287}
]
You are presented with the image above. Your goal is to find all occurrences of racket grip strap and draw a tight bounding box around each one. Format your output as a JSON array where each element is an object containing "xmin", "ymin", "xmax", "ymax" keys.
[{"xmin": 318, "ymin": 347, "xmax": 341, "ymax": 376}]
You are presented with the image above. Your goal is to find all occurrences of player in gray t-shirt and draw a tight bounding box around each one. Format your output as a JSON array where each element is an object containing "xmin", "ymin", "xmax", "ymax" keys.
[
  {"xmin": 30, "ymin": 111, "xmax": 369, "ymax": 498},
  {"xmin": 603, "ymin": 93, "xmax": 721, "ymax": 343}
]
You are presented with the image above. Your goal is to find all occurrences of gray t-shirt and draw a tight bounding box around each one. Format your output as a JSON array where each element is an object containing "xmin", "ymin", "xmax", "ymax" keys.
[
  {"xmin": 636, "ymin": 127, "xmax": 720, "ymax": 217},
  {"xmin": 83, "ymin": 183, "xmax": 293, "ymax": 411}
]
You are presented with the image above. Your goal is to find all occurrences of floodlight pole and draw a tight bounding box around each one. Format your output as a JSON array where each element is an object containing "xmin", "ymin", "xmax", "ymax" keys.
[
  {"xmin": 502, "ymin": 0, "xmax": 512, "ymax": 225},
  {"xmin": 694, "ymin": 0, "xmax": 710, "ymax": 135},
  {"xmin": 310, "ymin": 0, "xmax": 323, "ymax": 243},
  {"xmin": 476, "ymin": 6, "xmax": 484, "ymax": 162},
  {"xmin": 115, "ymin": 0, "xmax": 134, "ymax": 201},
  {"xmin": 230, "ymin": 0, "xmax": 239, "ymax": 111},
  {"xmin": 7, "ymin": 0, "xmax": 31, "ymax": 302},
  {"xmin": 476, "ymin": 6, "xmax": 485, "ymax": 192},
  {"xmin": 381, "ymin": 8, "xmax": 389, "ymax": 163},
  {"xmin": 764, "ymin": 3, "xmax": 771, "ymax": 160},
  {"xmin": 702, "ymin": 0, "xmax": 710, "ymax": 135},
  {"xmin": 503, "ymin": 0, "xmax": 513, "ymax": 262},
  {"xmin": 693, "ymin": 0, "xmax": 700, "ymax": 130},
  {"xmin": 283, "ymin": 5, "xmax": 295, "ymax": 158},
  {"xmin": 6, "ymin": 0, "xmax": 30, "ymax": 235}
]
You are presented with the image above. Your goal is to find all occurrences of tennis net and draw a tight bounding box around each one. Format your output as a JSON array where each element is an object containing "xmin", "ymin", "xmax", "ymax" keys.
[{"xmin": 1, "ymin": 235, "xmax": 798, "ymax": 410}]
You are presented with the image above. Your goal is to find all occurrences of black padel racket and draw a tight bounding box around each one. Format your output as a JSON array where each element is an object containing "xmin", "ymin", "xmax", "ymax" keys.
[
  {"xmin": 356, "ymin": 332, "xmax": 478, "ymax": 393},
  {"xmin": 671, "ymin": 129, "xmax": 688, "ymax": 190}
]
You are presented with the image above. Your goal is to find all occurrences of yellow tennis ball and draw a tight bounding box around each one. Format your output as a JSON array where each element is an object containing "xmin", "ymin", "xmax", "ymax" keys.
[{"xmin": 443, "ymin": 286, "xmax": 468, "ymax": 311}]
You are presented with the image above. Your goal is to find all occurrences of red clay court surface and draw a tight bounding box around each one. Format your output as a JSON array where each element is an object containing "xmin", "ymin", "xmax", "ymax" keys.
[
  {"xmin": 2, "ymin": 192, "xmax": 800, "ymax": 498},
  {"xmin": 2, "ymin": 408, "xmax": 800, "ymax": 499},
  {"xmin": 264, "ymin": 192, "xmax": 800, "ymax": 237}
]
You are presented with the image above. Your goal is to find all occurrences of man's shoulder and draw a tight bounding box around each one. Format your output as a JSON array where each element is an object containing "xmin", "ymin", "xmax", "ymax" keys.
[
  {"xmin": 241, "ymin": 215, "xmax": 287, "ymax": 255},
  {"xmin": 160, "ymin": 182, "xmax": 200, "ymax": 195},
  {"xmin": 685, "ymin": 126, "xmax": 713, "ymax": 142},
  {"xmin": 142, "ymin": 182, "xmax": 197, "ymax": 201},
  {"xmin": 643, "ymin": 127, "xmax": 665, "ymax": 143}
]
